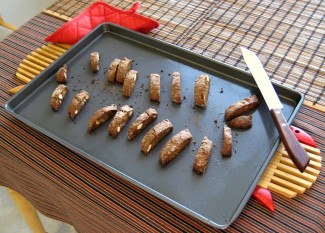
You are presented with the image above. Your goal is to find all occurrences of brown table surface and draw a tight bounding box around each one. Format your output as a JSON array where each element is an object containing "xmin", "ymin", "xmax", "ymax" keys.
[{"xmin": 1, "ymin": 0, "xmax": 324, "ymax": 232}]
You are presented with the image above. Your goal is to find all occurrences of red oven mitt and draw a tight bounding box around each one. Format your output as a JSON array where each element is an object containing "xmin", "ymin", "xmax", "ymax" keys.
[{"xmin": 45, "ymin": 1, "xmax": 159, "ymax": 44}]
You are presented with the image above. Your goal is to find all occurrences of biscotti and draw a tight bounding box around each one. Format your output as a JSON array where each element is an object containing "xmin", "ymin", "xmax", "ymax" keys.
[
  {"xmin": 193, "ymin": 136, "xmax": 213, "ymax": 174},
  {"xmin": 90, "ymin": 52, "xmax": 99, "ymax": 72},
  {"xmin": 51, "ymin": 84, "xmax": 68, "ymax": 111},
  {"xmin": 194, "ymin": 74, "xmax": 210, "ymax": 107},
  {"xmin": 107, "ymin": 58, "xmax": 121, "ymax": 83},
  {"xmin": 123, "ymin": 70, "xmax": 138, "ymax": 97},
  {"xmin": 68, "ymin": 90, "xmax": 89, "ymax": 120},
  {"xmin": 128, "ymin": 108, "xmax": 158, "ymax": 140},
  {"xmin": 88, "ymin": 104, "xmax": 117, "ymax": 132},
  {"xmin": 56, "ymin": 64, "xmax": 68, "ymax": 83},
  {"xmin": 150, "ymin": 73, "xmax": 160, "ymax": 102},
  {"xmin": 159, "ymin": 129, "xmax": 192, "ymax": 167},
  {"xmin": 171, "ymin": 72, "xmax": 182, "ymax": 104},
  {"xmin": 221, "ymin": 125, "xmax": 232, "ymax": 157},
  {"xmin": 225, "ymin": 95, "xmax": 259, "ymax": 121},
  {"xmin": 116, "ymin": 57, "xmax": 132, "ymax": 83},
  {"xmin": 108, "ymin": 105, "xmax": 133, "ymax": 138},
  {"xmin": 228, "ymin": 115, "xmax": 252, "ymax": 129},
  {"xmin": 141, "ymin": 119, "xmax": 173, "ymax": 155}
]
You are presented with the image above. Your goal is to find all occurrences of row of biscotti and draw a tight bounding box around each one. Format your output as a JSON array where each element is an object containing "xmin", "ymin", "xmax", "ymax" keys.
[
  {"xmin": 106, "ymin": 56, "xmax": 211, "ymax": 107},
  {"xmin": 89, "ymin": 105, "xmax": 214, "ymax": 174},
  {"xmin": 107, "ymin": 56, "xmax": 210, "ymax": 107},
  {"xmin": 55, "ymin": 52, "xmax": 210, "ymax": 107}
]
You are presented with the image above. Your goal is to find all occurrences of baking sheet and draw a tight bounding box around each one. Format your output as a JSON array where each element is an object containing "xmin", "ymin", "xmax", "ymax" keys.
[{"xmin": 5, "ymin": 23, "xmax": 304, "ymax": 229}]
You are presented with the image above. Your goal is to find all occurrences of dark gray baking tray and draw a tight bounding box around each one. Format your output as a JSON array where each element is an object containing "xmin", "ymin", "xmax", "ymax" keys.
[{"xmin": 5, "ymin": 23, "xmax": 304, "ymax": 229}]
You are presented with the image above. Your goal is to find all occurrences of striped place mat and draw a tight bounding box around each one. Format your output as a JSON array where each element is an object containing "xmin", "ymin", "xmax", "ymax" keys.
[{"xmin": 43, "ymin": 0, "xmax": 325, "ymax": 109}]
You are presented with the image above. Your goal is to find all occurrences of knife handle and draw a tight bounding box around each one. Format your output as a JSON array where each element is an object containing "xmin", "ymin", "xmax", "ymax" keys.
[{"xmin": 271, "ymin": 108, "xmax": 310, "ymax": 173}]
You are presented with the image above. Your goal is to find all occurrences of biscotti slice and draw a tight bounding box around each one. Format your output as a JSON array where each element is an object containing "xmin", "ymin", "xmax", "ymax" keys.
[
  {"xmin": 128, "ymin": 108, "xmax": 158, "ymax": 140},
  {"xmin": 194, "ymin": 74, "xmax": 210, "ymax": 107},
  {"xmin": 159, "ymin": 129, "xmax": 192, "ymax": 167},
  {"xmin": 225, "ymin": 95, "xmax": 259, "ymax": 121},
  {"xmin": 88, "ymin": 104, "xmax": 117, "ymax": 132},
  {"xmin": 51, "ymin": 84, "xmax": 68, "ymax": 111},
  {"xmin": 172, "ymin": 72, "xmax": 182, "ymax": 104},
  {"xmin": 90, "ymin": 52, "xmax": 99, "ymax": 72},
  {"xmin": 193, "ymin": 136, "xmax": 213, "ymax": 174},
  {"xmin": 68, "ymin": 90, "xmax": 89, "ymax": 120},
  {"xmin": 150, "ymin": 73, "xmax": 160, "ymax": 102},
  {"xmin": 108, "ymin": 105, "xmax": 133, "ymax": 138},
  {"xmin": 141, "ymin": 119, "xmax": 173, "ymax": 155},
  {"xmin": 123, "ymin": 70, "xmax": 138, "ymax": 97},
  {"xmin": 107, "ymin": 58, "xmax": 121, "ymax": 83},
  {"xmin": 56, "ymin": 64, "xmax": 68, "ymax": 83},
  {"xmin": 116, "ymin": 57, "xmax": 132, "ymax": 83},
  {"xmin": 228, "ymin": 115, "xmax": 252, "ymax": 129},
  {"xmin": 221, "ymin": 125, "xmax": 232, "ymax": 157}
]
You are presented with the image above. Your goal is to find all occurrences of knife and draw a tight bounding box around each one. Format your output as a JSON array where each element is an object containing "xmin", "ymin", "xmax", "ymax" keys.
[{"xmin": 240, "ymin": 47, "xmax": 310, "ymax": 173}]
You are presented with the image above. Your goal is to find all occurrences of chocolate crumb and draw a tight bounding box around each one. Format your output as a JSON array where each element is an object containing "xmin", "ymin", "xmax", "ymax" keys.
[
  {"xmin": 168, "ymin": 73, "xmax": 171, "ymax": 76},
  {"xmin": 161, "ymin": 69, "xmax": 164, "ymax": 73},
  {"xmin": 91, "ymin": 80, "xmax": 95, "ymax": 84},
  {"xmin": 141, "ymin": 83, "xmax": 144, "ymax": 88},
  {"xmin": 183, "ymin": 96, "xmax": 186, "ymax": 100},
  {"xmin": 214, "ymin": 120, "xmax": 218, "ymax": 124},
  {"xmin": 213, "ymin": 144, "xmax": 218, "ymax": 148},
  {"xmin": 193, "ymin": 140, "xmax": 196, "ymax": 145},
  {"xmin": 220, "ymin": 88, "xmax": 224, "ymax": 93}
]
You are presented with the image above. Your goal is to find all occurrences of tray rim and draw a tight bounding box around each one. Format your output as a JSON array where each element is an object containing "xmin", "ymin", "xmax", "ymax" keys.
[{"xmin": 5, "ymin": 23, "xmax": 304, "ymax": 229}]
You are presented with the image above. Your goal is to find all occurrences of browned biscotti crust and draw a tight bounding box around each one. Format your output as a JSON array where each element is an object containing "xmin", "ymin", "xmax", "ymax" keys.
[
  {"xmin": 123, "ymin": 70, "xmax": 138, "ymax": 97},
  {"xmin": 141, "ymin": 119, "xmax": 173, "ymax": 155},
  {"xmin": 56, "ymin": 64, "xmax": 68, "ymax": 83},
  {"xmin": 51, "ymin": 84, "xmax": 68, "ymax": 111},
  {"xmin": 194, "ymin": 74, "xmax": 210, "ymax": 107},
  {"xmin": 107, "ymin": 58, "xmax": 121, "ymax": 83},
  {"xmin": 108, "ymin": 105, "xmax": 133, "ymax": 138},
  {"xmin": 221, "ymin": 125, "xmax": 232, "ymax": 157},
  {"xmin": 225, "ymin": 95, "xmax": 259, "ymax": 121},
  {"xmin": 228, "ymin": 115, "xmax": 252, "ymax": 129},
  {"xmin": 128, "ymin": 108, "xmax": 158, "ymax": 140},
  {"xmin": 68, "ymin": 90, "xmax": 89, "ymax": 120},
  {"xmin": 193, "ymin": 136, "xmax": 213, "ymax": 174},
  {"xmin": 116, "ymin": 57, "xmax": 132, "ymax": 83},
  {"xmin": 150, "ymin": 73, "xmax": 160, "ymax": 102},
  {"xmin": 159, "ymin": 129, "xmax": 192, "ymax": 167},
  {"xmin": 88, "ymin": 104, "xmax": 117, "ymax": 132},
  {"xmin": 90, "ymin": 52, "xmax": 99, "ymax": 72},
  {"xmin": 172, "ymin": 72, "xmax": 182, "ymax": 104}
]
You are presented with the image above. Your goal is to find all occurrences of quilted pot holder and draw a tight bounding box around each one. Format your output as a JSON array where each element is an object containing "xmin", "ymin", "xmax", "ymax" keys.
[{"xmin": 45, "ymin": 1, "xmax": 159, "ymax": 44}]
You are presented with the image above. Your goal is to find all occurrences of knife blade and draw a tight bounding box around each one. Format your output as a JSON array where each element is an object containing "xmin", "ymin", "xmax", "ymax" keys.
[{"xmin": 240, "ymin": 47, "xmax": 310, "ymax": 173}]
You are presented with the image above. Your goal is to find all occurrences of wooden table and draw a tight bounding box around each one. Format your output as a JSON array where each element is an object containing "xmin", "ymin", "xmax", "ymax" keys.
[{"xmin": 1, "ymin": 0, "xmax": 324, "ymax": 232}]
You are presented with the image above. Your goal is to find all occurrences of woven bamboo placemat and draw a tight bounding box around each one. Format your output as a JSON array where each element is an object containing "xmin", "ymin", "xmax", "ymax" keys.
[{"xmin": 43, "ymin": 0, "xmax": 325, "ymax": 109}]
